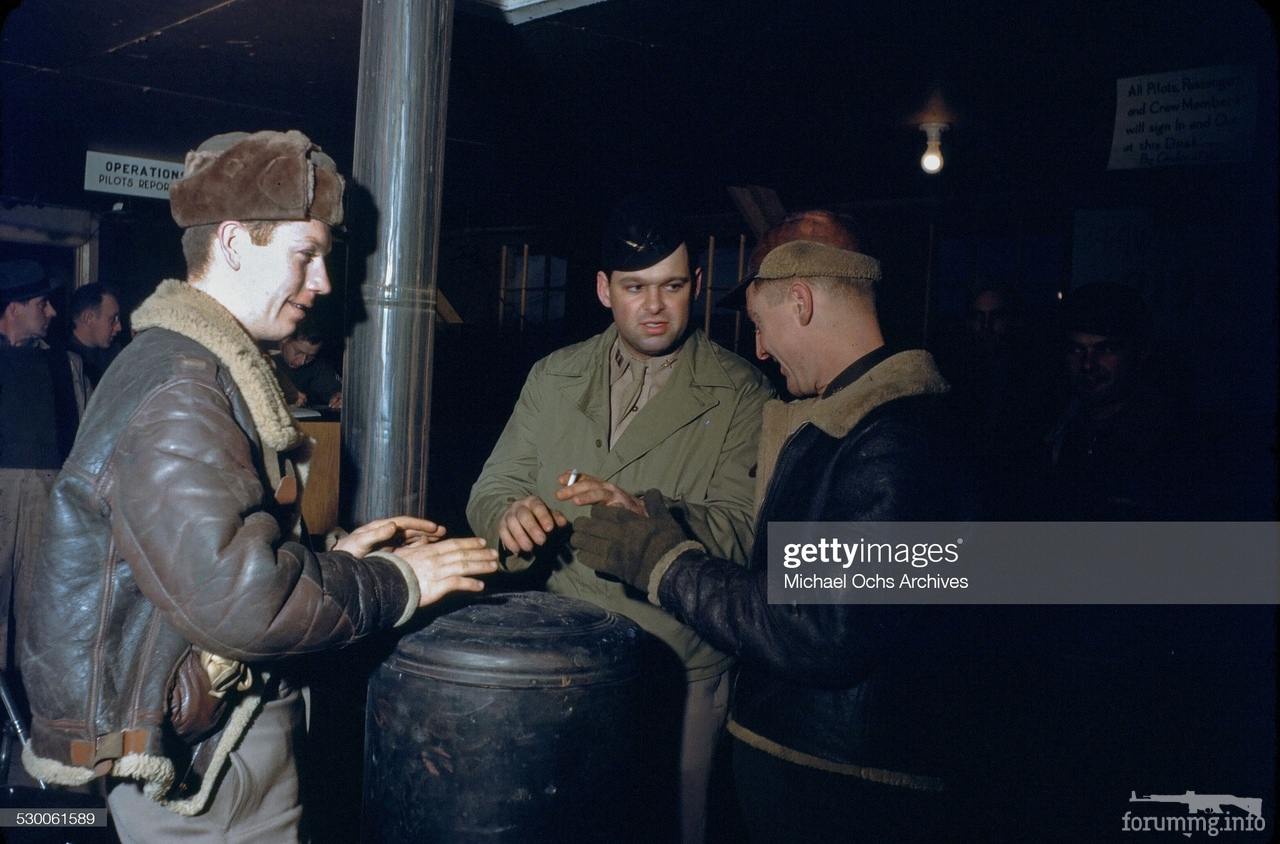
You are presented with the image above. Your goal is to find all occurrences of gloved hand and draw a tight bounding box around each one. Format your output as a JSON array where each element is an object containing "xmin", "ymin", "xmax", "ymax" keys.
[{"xmin": 572, "ymin": 489, "xmax": 692, "ymax": 592}]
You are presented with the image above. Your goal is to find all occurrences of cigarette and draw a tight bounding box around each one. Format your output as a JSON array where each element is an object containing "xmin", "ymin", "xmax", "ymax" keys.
[{"xmin": 566, "ymin": 469, "xmax": 580, "ymax": 486}]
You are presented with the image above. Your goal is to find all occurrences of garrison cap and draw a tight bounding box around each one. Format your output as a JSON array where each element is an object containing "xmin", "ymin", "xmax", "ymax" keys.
[{"xmin": 601, "ymin": 194, "xmax": 685, "ymax": 273}]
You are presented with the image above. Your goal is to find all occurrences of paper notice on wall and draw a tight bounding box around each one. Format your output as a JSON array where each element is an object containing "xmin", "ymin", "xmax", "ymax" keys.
[
  {"xmin": 1107, "ymin": 65, "xmax": 1255, "ymax": 170},
  {"xmin": 84, "ymin": 150, "xmax": 184, "ymax": 199}
]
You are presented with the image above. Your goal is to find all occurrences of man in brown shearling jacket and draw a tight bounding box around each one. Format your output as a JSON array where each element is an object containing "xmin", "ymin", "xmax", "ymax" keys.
[{"xmin": 16, "ymin": 131, "xmax": 498, "ymax": 841}]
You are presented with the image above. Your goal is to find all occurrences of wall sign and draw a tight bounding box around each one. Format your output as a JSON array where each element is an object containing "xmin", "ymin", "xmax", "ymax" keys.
[
  {"xmin": 1108, "ymin": 65, "xmax": 1256, "ymax": 170},
  {"xmin": 84, "ymin": 150, "xmax": 184, "ymax": 200}
]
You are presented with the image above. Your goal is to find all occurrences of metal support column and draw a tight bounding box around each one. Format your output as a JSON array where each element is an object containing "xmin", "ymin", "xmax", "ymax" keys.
[{"xmin": 345, "ymin": 0, "xmax": 455, "ymax": 522}]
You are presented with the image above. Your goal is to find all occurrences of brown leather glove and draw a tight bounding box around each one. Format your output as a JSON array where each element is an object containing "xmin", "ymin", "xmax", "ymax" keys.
[
  {"xmin": 167, "ymin": 648, "xmax": 253, "ymax": 744},
  {"xmin": 571, "ymin": 489, "xmax": 691, "ymax": 592}
]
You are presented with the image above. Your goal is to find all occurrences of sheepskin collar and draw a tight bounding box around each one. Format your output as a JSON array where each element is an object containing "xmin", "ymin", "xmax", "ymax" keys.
[
  {"xmin": 801, "ymin": 349, "xmax": 948, "ymax": 438},
  {"xmin": 132, "ymin": 280, "xmax": 302, "ymax": 451},
  {"xmin": 754, "ymin": 350, "xmax": 947, "ymax": 508}
]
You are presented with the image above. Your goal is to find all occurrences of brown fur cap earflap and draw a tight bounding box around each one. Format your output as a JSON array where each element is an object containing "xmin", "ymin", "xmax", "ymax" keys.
[{"xmin": 169, "ymin": 130, "xmax": 344, "ymax": 228}]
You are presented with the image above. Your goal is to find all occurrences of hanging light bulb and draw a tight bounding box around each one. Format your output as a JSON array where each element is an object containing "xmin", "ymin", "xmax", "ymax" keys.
[{"xmin": 919, "ymin": 122, "xmax": 947, "ymax": 174}]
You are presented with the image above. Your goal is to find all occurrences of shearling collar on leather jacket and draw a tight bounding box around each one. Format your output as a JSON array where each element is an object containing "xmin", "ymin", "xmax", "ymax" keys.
[
  {"xmin": 754, "ymin": 349, "xmax": 949, "ymax": 511},
  {"xmin": 134, "ymin": 279, "xmax": 303, "ymax": 451},
  {"xmin": 18, "ymin": 280, "xmax": 416, "ymax": 815},
  {"xmin": 656, "ymin": 349, "xmax": 973, "ymax": 789}
]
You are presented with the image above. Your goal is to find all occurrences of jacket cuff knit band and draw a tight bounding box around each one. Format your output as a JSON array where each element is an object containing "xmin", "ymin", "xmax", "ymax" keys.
[
  {"xmin": 646, "ymin": 540, "xmax": 705, "ymax": 606},
  {"xmin": 367, "ymin": 550, "xmax": 420, "ymax": 626}
]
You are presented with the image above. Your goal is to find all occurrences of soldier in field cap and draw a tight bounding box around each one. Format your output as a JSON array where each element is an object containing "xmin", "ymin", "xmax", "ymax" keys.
[
  {"xmin": 19, "ymin": 130, "xmax": 498, "ymax": 839},
  {"xmin": 573, "ymin": 239, "xmax": 974, "ymax": 842},
  {"xmin": 468, "ymin": 193, "xmax": 773, "ymax": 842}
]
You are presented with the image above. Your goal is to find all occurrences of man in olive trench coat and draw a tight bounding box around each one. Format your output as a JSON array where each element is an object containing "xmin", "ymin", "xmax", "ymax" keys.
[{"xmin": 467, "ymin": 197, "xmax": 772, "ymax": 843}]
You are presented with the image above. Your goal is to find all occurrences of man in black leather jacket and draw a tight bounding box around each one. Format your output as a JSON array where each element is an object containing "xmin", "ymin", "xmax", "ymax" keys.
[{"xmin": 574, "ymin": 239, "xmax": 970, "ymax": 842}]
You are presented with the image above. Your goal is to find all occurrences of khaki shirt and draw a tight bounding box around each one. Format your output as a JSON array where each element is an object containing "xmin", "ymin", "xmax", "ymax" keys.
[{"xmin": 608, "ymin": 339, "xmax": 680, "ymax": 447}]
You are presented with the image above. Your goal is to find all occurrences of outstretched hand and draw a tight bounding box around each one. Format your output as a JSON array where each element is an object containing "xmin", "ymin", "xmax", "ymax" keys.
[
  {"xmin": 395, "ymin": 537, "xmax": 499, "ymax": 607},
  {"xmin": 334, "ymin": 516, "xmax": 497, "ymax": 608},
  {"xmin": 334, "ymin": 516, "xmax": 447, "ymax": 558}
]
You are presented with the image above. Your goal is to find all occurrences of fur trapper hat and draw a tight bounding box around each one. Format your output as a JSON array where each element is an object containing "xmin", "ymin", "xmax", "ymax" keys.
[{"xmin": 169, "ymin": 130, "xmax": 344, "ymax": 228}]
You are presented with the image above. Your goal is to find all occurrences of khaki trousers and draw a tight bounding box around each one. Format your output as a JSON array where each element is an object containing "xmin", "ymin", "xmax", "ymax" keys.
[
  {"xmin": 680, "ymin": 669, "xmax": 731, "ymax": 844},
  {"xmin": 0, "ymin": 467, "xmax": 56, "ymax": 672},
  {"xmin": 108, "ymin": 689, "xmax": 304, "ymax": 843}
]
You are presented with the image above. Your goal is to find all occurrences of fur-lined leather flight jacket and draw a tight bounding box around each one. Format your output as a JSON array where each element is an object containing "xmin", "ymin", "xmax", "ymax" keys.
[
  {"xmin": 17, "ymin": 281, "xmax": 420, "ymax": 814},
  {"xmin": 652, "ymin": 350, "xmax": 975, "ymax": 790}
]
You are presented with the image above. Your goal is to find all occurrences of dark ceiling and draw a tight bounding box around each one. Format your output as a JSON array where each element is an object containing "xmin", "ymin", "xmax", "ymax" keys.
[
  {"xmin": 2, "ymin": 0, "xmax": 1276, "ymax": 230},
  {"xmin": 2, "ymin": 1, "xmax": 1276, "ymax": 525}
]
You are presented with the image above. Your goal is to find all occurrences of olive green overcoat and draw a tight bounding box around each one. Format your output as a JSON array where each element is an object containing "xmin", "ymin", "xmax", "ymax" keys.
[{"xmin": 467, "ymin": 326, "xmax": 773, "ymax": 678}]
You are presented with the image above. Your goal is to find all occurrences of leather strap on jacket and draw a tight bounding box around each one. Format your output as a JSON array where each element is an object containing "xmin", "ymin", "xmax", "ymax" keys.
[
  {"xmin": 263, "ymin": 445, "xmax": 306, "ymax": 541},
  {"xmin": 69, "ymin": 728, "xmax": 151, "ymax": 771},
  {"xmin": 262, "ymin": 446, "xmax": 298, "ymax": 506}
]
